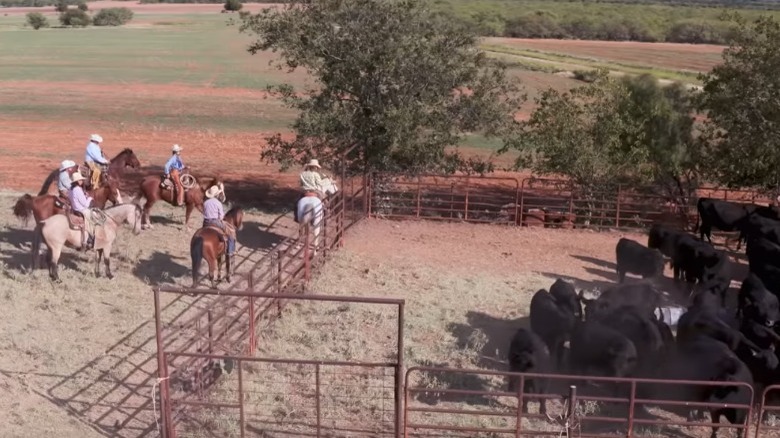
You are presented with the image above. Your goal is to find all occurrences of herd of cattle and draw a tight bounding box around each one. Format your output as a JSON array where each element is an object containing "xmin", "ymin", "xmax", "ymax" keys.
[{"xmin": 507, "ymin": 197, "xmax": 780, "ymax": 437}]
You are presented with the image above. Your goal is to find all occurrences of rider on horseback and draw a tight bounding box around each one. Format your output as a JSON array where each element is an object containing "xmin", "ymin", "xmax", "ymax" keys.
[
  {"xmin": 85, "ymin": 134, "xmax": 109, "ymax": 190},
  {"xmin": 164, "ymin": 144, "xmax": 185, "ymax": 206},
  {"xmin": 202, "ymin": 185, "xmax": 236, "ymax": 256},
  {"xmin": 58, "ymin": 160, "xmax": 78, "ymax": 202},
  {"xmin": 295, "ymin": 159, "xmax": 325, "ymax": 222},
  {"xmin": 69, "ymin": 171, "xmax": 95, "ymax": 251}
]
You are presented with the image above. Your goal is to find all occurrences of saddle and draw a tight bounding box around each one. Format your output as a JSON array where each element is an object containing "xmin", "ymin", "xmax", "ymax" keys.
[
  {"xmin": 81, "ymin": 164, "xmax": 108, "ymax": 190},
  {"xmin": 54, "ymin": 197, "xmax": 67, "ymax": 209},
  {"xmin": 67, "ymin": 212, "xmax": 85, "ymax": 231},
  {"xmin": 160, "ymin": 176, "xmax": 174, "ymax": 190}
]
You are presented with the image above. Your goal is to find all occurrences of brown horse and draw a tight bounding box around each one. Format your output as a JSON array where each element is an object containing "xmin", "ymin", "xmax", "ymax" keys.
[
  {"xmin": 133, "ymin": 174, "xmax": 225, "ymax": 230},
  {"xmin": 13, "ymin": 179, "xmax": 123, "ymax": 226},
  {"xmin": 37, "ymin": 148, "xmax": 141, "ymax": 196},
  {"xmin": 190, "ymin": 206, "xmax": 244, "ymax": 287}
]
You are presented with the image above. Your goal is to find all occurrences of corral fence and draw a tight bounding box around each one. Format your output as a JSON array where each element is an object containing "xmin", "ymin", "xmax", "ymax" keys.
[
  {"xmin": 404, "ymin": 366, "xmax": 757, "ymax": 438},
  {"xmin": 154, "ymin": 289, "xmax": 405, "ymax": 438},
  {"xmin": 367, "ymin": 173, "xmax": 775, "ymax": 231}
]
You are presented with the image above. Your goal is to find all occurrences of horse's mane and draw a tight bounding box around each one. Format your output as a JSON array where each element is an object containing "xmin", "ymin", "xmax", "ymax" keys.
[{"xmin": 225, "ymin": 205, "xmax": 242, "ymax": 217}]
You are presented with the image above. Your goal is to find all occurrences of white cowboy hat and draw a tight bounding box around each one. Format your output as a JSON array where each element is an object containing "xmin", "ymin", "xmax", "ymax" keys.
[
  {"xmin": 205, "ymin": 185, "xmax": 222, "ymax": 199},
  {"xmin": 90, "ymin": 134, "xmax": 103, "ymax": 143},
  {"xmin": 60, "ymin": 159, "xmax": 76, "ymax": 170},
  {"xmin": 305, "ymin": 159, "xmax": 321, "ymax": 169},
  {"xmin": 71, "ymin": 171, "xmax": 86, "ymax": 182},
  {"xmin": 172, "ymin": 144, "xmax": 182, "ymax": 153}
]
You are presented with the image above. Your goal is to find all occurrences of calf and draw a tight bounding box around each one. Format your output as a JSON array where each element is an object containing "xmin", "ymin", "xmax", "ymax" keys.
[
  {"xmin": 529, "ymin": 289, "xmax": 578, "ymax": 368},
  {"xmin": 700, "ymin": 251, "xmax": 731, "ymax": 306},
  {"xmin": 507, "ymin": 327, "xmax": 551, "ymax": 414},
  {"xmin": 677, "ymin": 305, "xmax": 760, "ymax": 353},
  {"xmin": 673, "ymin": 234, "xmax": 720, "ymax": 287},
  {"xmin": 741, "ymin": 213, "xmax": 780, "ymax": 246},
  {"xmin": 738, "ymin": 273, "xmax": 778, "ymax": 321},
  {"xmin": 615, "ymin": 238, "xmax": 665, "ymax": 283},
  {"xmin": 746, "ymin": 236, "xmax": 780, "ymax": 296},
  {"xmin": 594, "ymin": 305, "xmax": 664, "ymax": 378},
  {"xmin": 580, "ymin": 281, "xmax": 661, "ymax": 320}
]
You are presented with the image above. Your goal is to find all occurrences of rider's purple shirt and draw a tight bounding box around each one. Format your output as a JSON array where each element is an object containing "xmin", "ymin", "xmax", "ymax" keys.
[{"xmin": 69, "ymin": 186, "xmax": 93, "ymax": 213}]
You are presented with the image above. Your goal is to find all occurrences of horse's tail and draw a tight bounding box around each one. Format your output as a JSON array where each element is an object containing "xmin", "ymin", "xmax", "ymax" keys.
[
  {"xmin": 191, "ymin": 235, "xmax": 204, "ymax": 286},
  {"xmin": 38, "ymin": 170, "xmax": 58, "ymax": 196},
  {"xmin": 13, "ymin": 194, "xmax": 34, "ymax": 226}
]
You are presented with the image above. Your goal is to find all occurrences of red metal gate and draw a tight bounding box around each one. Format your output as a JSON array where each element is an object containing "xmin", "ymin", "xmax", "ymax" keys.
[
  {"xmin": 404, "ymin": 366, "xmax": 754, "ymax": 438},
  {"xmin": 756, "ymin": 384, "xmax": 780, "ymax": 437},
  {"xmin": 154, "ymin": 290, "xmax": 405, "ymax": 438}
]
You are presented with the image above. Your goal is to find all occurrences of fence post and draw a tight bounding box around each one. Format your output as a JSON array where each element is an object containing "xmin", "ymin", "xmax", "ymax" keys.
[
  {"xmin": 616, "ymin": 184, "xmax": 622, "ymax": 228},
  {"xmin": 514, "ymin": 374, "xmax": 525, "ymax": 437},
  {"xmin": 304, "ymin": 224, "xmax": 311, "ymax": 282},
  {"xmin": 238, "ymin": 360, "xmax": 246, "ymax": 438},
  {"xmin": 153, "ymin": 288, "xmax": 173, "ymax": 438},
  {"xmin": 315, "ymin": 363, "xmax": 322, "ymax": 438},
  {"xmin": 248, "ymin": 296, "xmax": 255, "ymax": 355},
  {"xmin": 519, "ymin": 179, "xmax": 526, "ymax": 226},
  {"xmin": 627, "ymin": 381, "xmax": 636, "ymax": 436},
  {"xmin": 416, "ymin": 178, "xmax": 422, "ymax": 218},
  {"xmin": 366, "ymin": 172, "xmax": 373, "ymax": 218},
  {"xmin": 566, "ymin": 385, "xmax": 577, "ymax": 437},
  {"xmin": 513, "ymin": 181, "xmax": 520, "ymax": 226},
  {"xmin": 396, "ymin": 301, "xmax": 405, "ymax": 438},
  {"xmin": 464, "ymin": 184, "xmax": 470, "ymax": 221},
  {"xmin": 207, "ymin": 310, "xmax": 213, "ymax": 355}
]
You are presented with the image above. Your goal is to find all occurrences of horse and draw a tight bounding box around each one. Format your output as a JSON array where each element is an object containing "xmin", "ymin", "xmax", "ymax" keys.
[
  {"xmin": 190, "ymin": 206, "xmax": 244, "ymax": 288},
  {"xmin": 38, "ymin": 148, "xmax": 141, "ymax": 196},
  {"xmin": 13, "ymin": 178, "xmax": 123, "ymax": 226},
  {"xmin": 31, "ymin": 203, "xmax": 143, "ymax": 282},
  {"xmin": 133, "ymin": 174, "xmax": 225, "ymax": 231},
  {"xmin": 296, "ymin": 177, "xmax": 339, "ymax": 256}
]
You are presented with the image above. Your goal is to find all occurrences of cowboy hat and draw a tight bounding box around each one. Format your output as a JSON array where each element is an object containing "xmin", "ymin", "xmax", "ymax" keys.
[
  {"xmin": 90, "ymin": 134, "xmax": 103, "ymax": 143},
  {"xmin": 305, "ymin": 159, "xmax": 321, "ymax": 169},
  {"xmin": 172, "ymin": 144, "xmax": 182, "ymax": 153},
  {"xmin": 60, "ymin": 159, "xmax": 76, "ymax": 171},
  {"xmin": 205, "ymin": 185, "xmax": 222, "ymax": 199},
  {"xmin": 71, "ymin": 172, "xmax": 86, "ymax": 182}
]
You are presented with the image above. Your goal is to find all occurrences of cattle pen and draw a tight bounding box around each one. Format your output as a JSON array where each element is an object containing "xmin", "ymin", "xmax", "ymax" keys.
[{"xmin": 148, "ymin": 172, "xmax": 780, "ymax": 438}]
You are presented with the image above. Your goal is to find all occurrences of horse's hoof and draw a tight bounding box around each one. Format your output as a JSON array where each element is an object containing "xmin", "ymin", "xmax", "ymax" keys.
[{"xmin": 107, "ymin": 274, "xmax": 115, "ymax": 280}]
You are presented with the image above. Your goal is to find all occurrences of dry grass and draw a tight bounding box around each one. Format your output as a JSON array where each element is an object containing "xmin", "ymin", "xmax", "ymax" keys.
[{"xmin": 0, "ymin": 190, "xmax": 295, "ymax": 437}]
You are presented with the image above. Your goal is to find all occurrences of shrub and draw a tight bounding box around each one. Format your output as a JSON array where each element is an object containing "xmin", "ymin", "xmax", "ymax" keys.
[
  {"xmin": 93, "ymin": 7, "xmax": 134, "ymax": 26},
  {"xmin": 26, "ymin": 11, "xmax": 49, "ymax": 29},
  {"xmin": 77, "ymin": 1, "xmax": 87, "ymax": 10},
  {"xmin": 223, "ymin": 0, "xmax": 241, "ymax": 12},
  {"xmin": 572, "ymin": 69, "xmax": 601, "ymax": 83},
  {"xmin": 54, "ymin": 0, "xmax": 67, "ymax": 11},
  {"xmin": 59, "ymin": 8, "xmax": 90, "ymax": 26}
]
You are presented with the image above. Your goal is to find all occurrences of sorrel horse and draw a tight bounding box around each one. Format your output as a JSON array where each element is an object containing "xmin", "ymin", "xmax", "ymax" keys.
[
  {"xmin": 13, "ymin": 178, "xmax": 123, "ymax": 225},
  {"xmin": 190, "ymin": 206, "xmax": 244, "ymax": 288},
  {"xmin": 133, "ymin": 174, "xmax": 225, "ymax": 230},
  {"xmin": 31, "ymin": 203, "xmax": 143, "ymax": 282},
  {"xmin": 37, "ymin": 148, "xmax": 141, "ymax": 196}
]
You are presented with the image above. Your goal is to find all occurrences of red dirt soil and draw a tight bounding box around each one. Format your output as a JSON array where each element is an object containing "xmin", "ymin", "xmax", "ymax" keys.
[{"xmin": 486, "ymin": 37, "xmax": 726, "ymax": 72}]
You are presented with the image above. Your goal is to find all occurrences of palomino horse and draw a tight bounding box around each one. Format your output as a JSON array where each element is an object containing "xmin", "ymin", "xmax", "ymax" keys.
[
  {"xmin": 38, "ymin": 148, "xmax": 141, "ymax": 196},
  {"xmin": 296, "ymin": 177, "xmax": 339, "ymax": 256},
  {"xmin": 134, "ymin": 175, "xmax": 226, "ymax": 230},
  {"xmin": 190, "ymin": 206, "xmax": 244, "ymax": 288},
  {"xmin": 31, "ymin": 203, "xmax": 143, "ymax": 281},
  {"xmin": 13, "ymin": 178, "xmax": 123, "ymax": 225}
]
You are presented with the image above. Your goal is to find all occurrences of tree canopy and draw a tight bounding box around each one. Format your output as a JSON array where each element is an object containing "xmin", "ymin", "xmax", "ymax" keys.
[
  {"xmin": 698, "ymin": 14, "xmax": 780, "ymax": 191},
  {"xmin": 238, "ymin": 0, "xmax": 523, "ymax": 174}
]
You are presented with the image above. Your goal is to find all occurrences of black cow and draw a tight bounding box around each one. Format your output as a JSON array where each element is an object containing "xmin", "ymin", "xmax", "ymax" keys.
[
  {"xmin": 647, "ymin": 223, "xmax": 687, "ymax": 262},
  {"xmin": 746, "ymin": 236, "xmax": 780, "ymax": 296},
  {"xmin": 529, "ymin": 289, "xmax": 578, "ymax": 368},
  {"xmin": 580, "ymin": 281, "xmax": 661, "ymax": 320},
  {"xmin": 654, "ymin": 336, "xmax": 753, "ymax": 438},
  {"xmin": 549, "ymin": 278, "xmax": 582, "ymax": 319},
  {"xmin": 507, "ymin": 327, "xmax": 551, "ymax": 414},
  {"xmin": 593, "ymin": 305, "xmax": 664, "ymax": 377},
  {"xmin": 738, "ymin": 273, "xmax": 778, "ymax": 321},
  {"xmin": 569, "ymin": 319, "xmax": 637, "ymax": 378},
  {"xmin": 677, "ymin": 305, "xmax": 761, "ymax": 353},
  {"xmin": 696, "ymin": 197, "xmax": 753, "ymax": 249},
  {"xmin": 700, "ymin": 251, "xmax": 732, "ymax": 306},
  {"xmin": 615, "ymin": 238, "xmax": 665, "ymax": 283},
  {"xmin": 742, "ymin": 213, "xmax": 780, "ymax": 246},
  {"xmin": 673, "ymin": 234, "xmax": 720, "ymax": 287}
]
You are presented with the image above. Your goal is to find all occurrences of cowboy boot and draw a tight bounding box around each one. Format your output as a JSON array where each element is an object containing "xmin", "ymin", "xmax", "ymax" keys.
[{"xmin": 177, "ymin": 185, "xmax": 185, "ymax": 206}]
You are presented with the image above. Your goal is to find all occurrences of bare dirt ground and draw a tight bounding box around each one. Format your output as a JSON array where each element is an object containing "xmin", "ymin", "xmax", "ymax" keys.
[{"xmin": 0, "ymin": 190, "xmax": 297, "ymax": 437}]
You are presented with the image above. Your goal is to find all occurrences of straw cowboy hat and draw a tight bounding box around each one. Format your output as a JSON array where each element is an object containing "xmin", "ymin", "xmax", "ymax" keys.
[
  {"xmin": 71, "ymin": 172, "xmax": 86, "ymax": 183},
  {"xmin": 90, "ymin": 134, "xmax": 103, "ymax": 143},
  {"xmin": 60, "ymin": 159, "xmax": 76, "ymax": 171},
  {"xmin": 205, "ymin": 185, "xmax": 222, "ymax": 199},
  {"xmin": 305, "ymin": 159, "xmax": 321, "ymax": 169},
  {"xmin": 172, "ymin": 144, "xmax": 182, "ymax": 153}
]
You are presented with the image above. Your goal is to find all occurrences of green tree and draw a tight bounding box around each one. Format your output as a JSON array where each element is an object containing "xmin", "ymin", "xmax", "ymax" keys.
[
  {"xmin": 54, "ymin": 0, "xmax": 67, "ymax": 12},
  {"xmin": 503, "ymin": 70, "xmax": 646, "ymax": 190},
  {"xmin": 59, "ymin": 8, "xmax": 90, "ymax": 26},
  {"xmin": 699, "ymin": 15, "xmax": 780, "ymax": 191},
  {"xmin": 93, "ymin": 7, "xmax": 133, "ymax": 26},
  {"xmin": 224, "ymin": 0, "xmax": 242, "ymax": 12},
  {"xmin": 26, "ymin": 11, "xmax": 49, "ymax": 29},
  {"xmin": 237, "ymin": 0, "xmax": 523, "ymax": 175}
]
